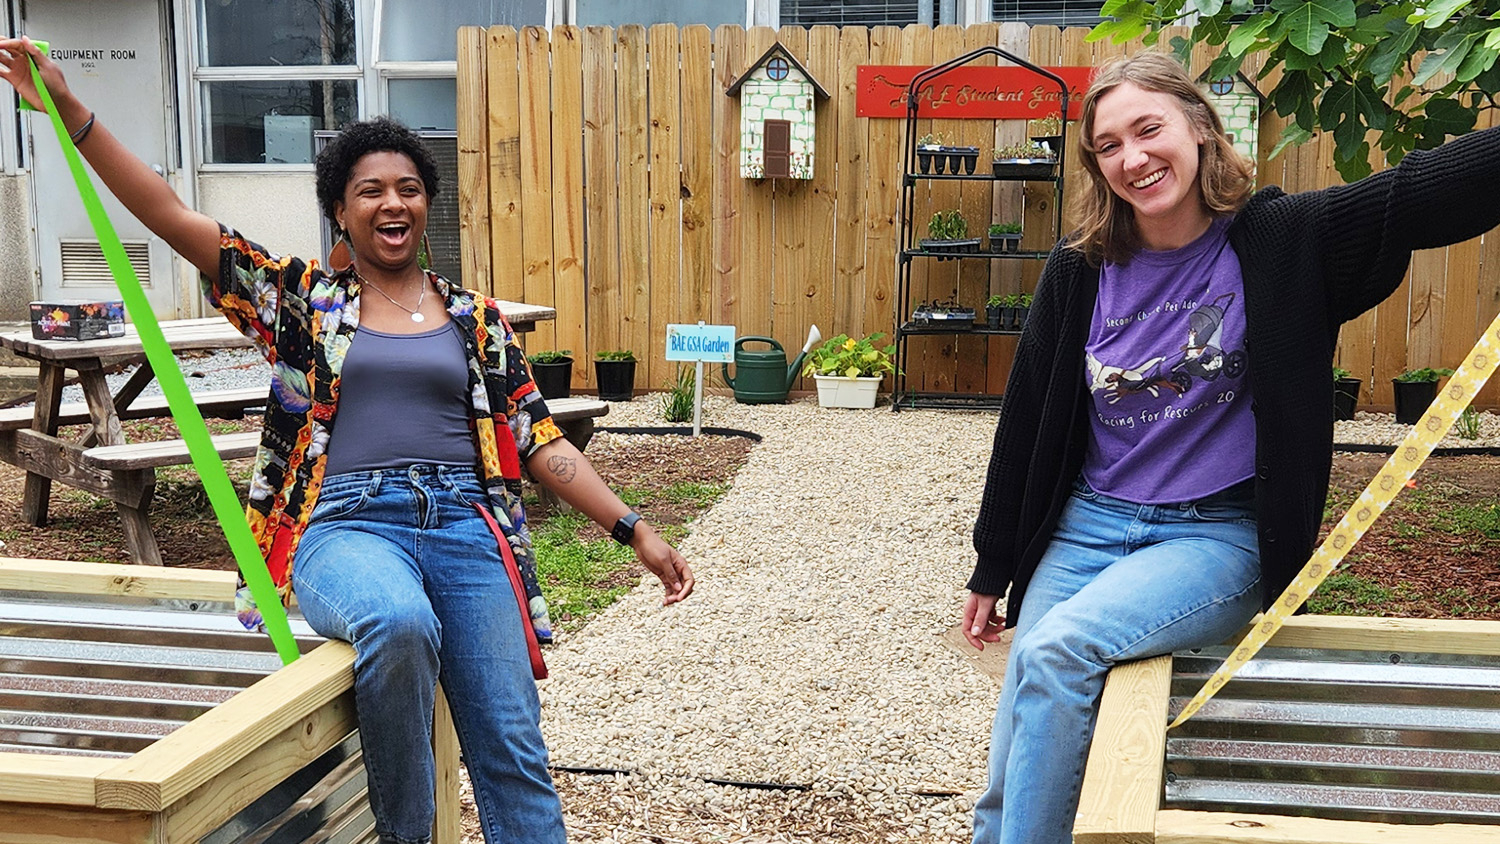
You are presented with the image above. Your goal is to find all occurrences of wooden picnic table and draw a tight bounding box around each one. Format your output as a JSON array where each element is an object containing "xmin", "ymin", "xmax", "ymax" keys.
[{"xmin": 0, "ymin": 303, "xmax": 554, "ymax": 566}]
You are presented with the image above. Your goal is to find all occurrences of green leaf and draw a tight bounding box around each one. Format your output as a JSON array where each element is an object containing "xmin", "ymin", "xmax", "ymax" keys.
[
  {"xmin": 1087, "ymin": 20, "xmax": 1124, "ymax": 43},
  {"xmin": 1195, "ymin": 15, "xmax": 1235, "ymax": 45},
  {"xmin": 1227, "ymin": 14, "xmax": 1276, "ymax": 55},
  {"xmin": 1269, "ymin": 123, "xmax": 1316, "ymax": 159},
  {"xmin": 1364, "ymin": 20, "xmax": 1423, "ymax": 82},
  {"xmin": 1406, "ymin": 0, "xmax": 1471, "ymax": 29},
  {"xmin": 1414, "ymin": 31, "xmax": 1480, "ymax": 85},
  {"xmin": 1421, "ymin": 97, "xmax": 1478, "ymax": 137},
  {"xmin": 1207, "ymin": 49, "xmax": 1247, "ymax": 80},
  {"xmin": 1191, "ymin": 0, "xmax": 1226, "ymax": 16},
  {"xmin": 1271, "ymin": 0, "xmax": 1358, "ymax": 55},
  {"xmin": 1231, "ymin": 0, "xmax": 1259, "ymax": 13},
  {"xmin": 1317, "ymin": 76, "xmax": 1386, "ymax": 156},
  {"xmin": 1455, "ymin": 45, "xmax": 1499, "ymax": 83},
  {"xmin": 1333, "ymin": 141, "xmax": 1374, "ymax": 181}
]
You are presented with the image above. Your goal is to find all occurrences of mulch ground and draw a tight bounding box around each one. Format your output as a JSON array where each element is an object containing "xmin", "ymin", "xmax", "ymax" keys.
[{"xmin": 1321, "ymin": 453, "xmax": 1500, "ymax": 619}]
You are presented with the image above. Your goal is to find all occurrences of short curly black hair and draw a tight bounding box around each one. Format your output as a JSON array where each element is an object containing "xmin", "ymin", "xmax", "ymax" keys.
[{"xmin": 314, "ymin": 116, "xmax": 441, "ymax": 233}]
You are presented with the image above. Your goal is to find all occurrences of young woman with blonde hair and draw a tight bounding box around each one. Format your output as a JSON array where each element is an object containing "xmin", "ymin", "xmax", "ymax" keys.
[{"xmin": 960, "ymin": 51, "xmax": 1500, "ymax": 844}]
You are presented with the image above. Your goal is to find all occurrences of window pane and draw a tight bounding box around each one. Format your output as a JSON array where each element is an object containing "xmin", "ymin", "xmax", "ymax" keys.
[
  {"xmin": 200, "ymin": 0, "xmax": 355, "ymax": 67},
  {"xmin": 380, "ymin": 0, "xmax": 545, "ymax": 62},
  {"xmin": 388, "ymin": 78, "xmax": 457, "ymax": 131},
  {"xmin": 205, "ymin": 80, "xmax": 357, "ymax": 164},
  {"xmin": 781, "ymin": 0, "xmax": 922, "ymax": 26}
]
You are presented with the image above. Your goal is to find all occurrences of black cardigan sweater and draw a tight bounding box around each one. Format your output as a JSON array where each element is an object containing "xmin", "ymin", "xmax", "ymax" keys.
[{"xmin": 970, "ymin": 126, "xmax": 1500, "ymax": 625}]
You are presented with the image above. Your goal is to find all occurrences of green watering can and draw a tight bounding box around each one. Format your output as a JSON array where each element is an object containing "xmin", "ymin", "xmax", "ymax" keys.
[{"xmin": 722, "ymin": 325, "xmax": 822, "ymax": 404}]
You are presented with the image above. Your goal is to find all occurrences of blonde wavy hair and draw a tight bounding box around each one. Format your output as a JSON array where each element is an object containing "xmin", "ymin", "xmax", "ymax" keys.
[{"xmin": 1065, "ymin": 52, "xmax": 1256, "ymax": 265}]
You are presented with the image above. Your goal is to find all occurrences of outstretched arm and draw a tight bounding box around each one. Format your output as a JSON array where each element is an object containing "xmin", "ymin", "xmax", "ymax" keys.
[
  {"xmin": 0, "ymin": 37, "xmax": 220, "ymax": 277},
  {"xmin": 525, "ymin": 436, "xmax": 695, "ymax": 605}
]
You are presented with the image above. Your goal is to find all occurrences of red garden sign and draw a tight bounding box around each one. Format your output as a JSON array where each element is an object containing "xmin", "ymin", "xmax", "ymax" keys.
[{"xmin": 856, "ymin": 65, "xmax": 1095, "ymax": 119}]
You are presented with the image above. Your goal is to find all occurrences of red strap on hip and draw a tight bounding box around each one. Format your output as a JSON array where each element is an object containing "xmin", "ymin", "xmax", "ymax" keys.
[{"xmin": 471, "ymin": 502, "xmax": 548, "ymax": 680}]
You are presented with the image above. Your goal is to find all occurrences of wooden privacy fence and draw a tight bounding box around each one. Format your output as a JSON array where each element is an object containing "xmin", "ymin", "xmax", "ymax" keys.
[{"xmin": 456, "ymin": 23, "xmax": 1500, "ymax": 409}]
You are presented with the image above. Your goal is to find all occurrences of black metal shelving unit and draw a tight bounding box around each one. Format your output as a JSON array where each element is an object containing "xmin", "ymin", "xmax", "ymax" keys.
[{"xmin": 893, "ymin": 47, "xmax": 1070, "ymax": 412}]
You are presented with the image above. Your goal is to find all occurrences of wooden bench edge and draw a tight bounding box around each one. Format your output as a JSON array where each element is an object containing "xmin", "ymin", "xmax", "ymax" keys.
[{"xmin": 1075, "ymin": 654, "xmax": 1172, "ymax": 844}]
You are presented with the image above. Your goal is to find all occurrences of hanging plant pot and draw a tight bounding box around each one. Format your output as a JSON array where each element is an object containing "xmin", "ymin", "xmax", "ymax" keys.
[
  {"xmin": 529, "ymin": 357, "xmax": 573, "ymax": 400},
  {"xmin": 1333, "ymin": 377, "xmax": 1361, "ymax": 421},
  {"xmin": 1392, "ymin": 379, "xmax": 1439, "ymax": 424},
  {"xmin": 595, "ymin": 357, "xmax": 637, "ymax": 401}
]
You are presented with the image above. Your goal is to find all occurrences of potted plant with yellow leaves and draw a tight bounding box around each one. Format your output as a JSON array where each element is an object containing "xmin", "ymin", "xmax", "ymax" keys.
[{"xmin": 803, "ymin": 332, "xmax": 897, "ymax": 409}]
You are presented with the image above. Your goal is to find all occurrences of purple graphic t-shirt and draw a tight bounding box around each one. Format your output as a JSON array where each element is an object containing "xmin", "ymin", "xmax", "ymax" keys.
[{"xmin": 1082, "ymin": 217, "xmax": 1255, "ymax": 503}]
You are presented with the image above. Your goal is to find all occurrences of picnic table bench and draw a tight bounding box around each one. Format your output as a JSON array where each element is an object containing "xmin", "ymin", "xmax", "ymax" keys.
[{"xmin": 0, "ymin": 309, "xmax": 582, "ymax": 566}]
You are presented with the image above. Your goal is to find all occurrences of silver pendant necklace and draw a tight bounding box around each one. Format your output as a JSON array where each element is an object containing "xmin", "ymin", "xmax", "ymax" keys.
[{"xmin": 357, "ymin": 270, "xmax": 427, "ymax": 323}]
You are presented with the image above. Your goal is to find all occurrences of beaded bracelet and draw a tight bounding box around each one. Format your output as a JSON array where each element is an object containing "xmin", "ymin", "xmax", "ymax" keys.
[{"xmin": 69, "ymin": 112, "xmax": 96, "ymax": 145}]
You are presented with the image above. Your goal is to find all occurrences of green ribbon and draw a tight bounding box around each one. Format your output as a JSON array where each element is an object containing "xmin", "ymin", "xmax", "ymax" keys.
[{"xmin": 28, "ymin": 50, "xmax": 300, "ymax": 665}]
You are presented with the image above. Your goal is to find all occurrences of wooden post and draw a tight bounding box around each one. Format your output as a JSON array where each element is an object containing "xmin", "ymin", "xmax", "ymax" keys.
[
  {"xmin": 1075, "ymin": 655, "xmax": 1172, "ymax": 844},
  {"xmin": 432, "ymin": 688, "xmax": 461, "ymax": 844}
]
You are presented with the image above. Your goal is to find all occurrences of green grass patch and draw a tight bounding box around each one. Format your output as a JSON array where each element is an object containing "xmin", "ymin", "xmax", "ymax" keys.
[
  {"xmin": 658, "ymin": 481, "xmax": 729, "ymax": 509},
  {"xmin": 1304, "ymin": 571, "xmax": 1397, "ymax": 615},
  {"xmin": 1432, "ymin": 503, "xmax": 1500, "ymax": 540},
  {"xmin": 614, "ymin": 487, "xmax": 648, "ymax": 508},
  {"xmin": 532, "ymin": 511, "xmax": 636, "ymax": 626}
]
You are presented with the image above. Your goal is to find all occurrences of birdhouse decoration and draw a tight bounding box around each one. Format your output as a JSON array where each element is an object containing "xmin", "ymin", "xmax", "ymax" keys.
[
  {"xmin": 726, "ymin": 43, "xmax": 830, "ymax": 180},
  {"xmin": 1198, "ymin": 71, "xmax": 1264, "ymax": 169}
]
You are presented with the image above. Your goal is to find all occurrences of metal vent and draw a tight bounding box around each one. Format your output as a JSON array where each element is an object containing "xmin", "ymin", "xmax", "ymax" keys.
[
  {"xmin": 60, "ymin": 239, "xmax": 152, "ymax": 288},
  {"xmin": 781, "ymin": 0, "xmax": 924, "ymax": 27}
]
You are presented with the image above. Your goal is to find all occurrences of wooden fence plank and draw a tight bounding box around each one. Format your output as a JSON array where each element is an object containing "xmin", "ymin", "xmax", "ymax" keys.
[
  {"xmin": 953, "ymin": 23, "xmax": 998, "ymax": 396},
  {"xmin": 800, "ymin": 24, "xmax": 841, "ymax": 390},
  {"xmin": 456, "ymin": 27, "xmax": 491, "ymax": 297},
  {"xmin": 486, "ymin": 27, "xmax": 523, "ymax": 302},
  {"xmin": 739, "ymin": 26, "xmax": 780, "ymax": 339},
  {"xmin": 906, "ymin": 24, "xmax": 940, "ymax": 393},
  {"xmin": 680, "ymin": 25, "xmax": 715, "ymax": 330},
  {"xmin": 648, "ymin": 24, "xmax": 684, "ymax": 390},
  {"xmin": 550, "ymin": 25, "xmax": 589, "ymax": 386},
  {"xmin": 583, "ymin": 26, "xmax": 620, "ymax": 371},
  {"xmin": 519, "ymin": 26, "xmax": 556, "ymax": 350},
  {"xmin": 864, "ymin": 26, "xmax": 903, "ymax": 390},
  {"xmin": 713, "ymin": 26, "xmax": 745, "ymax": 331},
  {"xmin": 986, "ymin": 22, "xmax": 1032, "ymax": 397},
  {"xmin": 834, "ymin": 27, "xmax": 870, "ymax": 343},
  {"xmin": 617, "ymin": 25, "xmax": 653, "ymax": 368},
  {"xmin": 773, "ymin": 26, "xmax": 811, "ymax": 367}
]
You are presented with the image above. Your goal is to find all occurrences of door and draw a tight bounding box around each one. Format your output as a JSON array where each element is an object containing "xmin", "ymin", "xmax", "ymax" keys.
[
  {"xmin": 24, "ymin": 0, "xmax": 178, "ymax": 317},
  {"xmin": 763, "ymin": 119, "xmax": 791, "ymax": 178}
]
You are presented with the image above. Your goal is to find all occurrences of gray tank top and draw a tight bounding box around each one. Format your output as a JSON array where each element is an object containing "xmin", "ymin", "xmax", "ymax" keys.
[{"xmin": 323, "ymin": 321, "xmax": 478, "ymax": 475}]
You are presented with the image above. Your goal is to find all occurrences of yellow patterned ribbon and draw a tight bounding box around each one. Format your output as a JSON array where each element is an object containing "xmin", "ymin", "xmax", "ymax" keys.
[{"xmin": 1169, "ymin": 309, "xmax": 1500, "ymax": 729}]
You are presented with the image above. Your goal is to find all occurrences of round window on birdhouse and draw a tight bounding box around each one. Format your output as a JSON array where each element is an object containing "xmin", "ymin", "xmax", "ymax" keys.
[
  {"xmin": 1209, "ymin": 76, "xmax": 1234, "ymax": 95},
  {"xmin": 767, "ymin": 57, "xmax": 790, "ymax": 81}
]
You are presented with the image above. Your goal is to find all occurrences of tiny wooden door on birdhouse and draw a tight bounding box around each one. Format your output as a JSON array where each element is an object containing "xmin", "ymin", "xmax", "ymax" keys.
[
  {"xmin": 725, "ymin": 42, "xmax": 830, "ymax": 180},
  {"xmin": 764, "ymin": 120, "xmax": 791, "ymax": 178}
]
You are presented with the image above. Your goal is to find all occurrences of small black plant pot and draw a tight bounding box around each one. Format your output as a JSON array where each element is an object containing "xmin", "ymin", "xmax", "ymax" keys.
[
  {"xmin": 992, "ymin": 160, "xmax": 1057, "ymax": 180},
  {"xmin": 1009, "ymin": 306, "xmax": 1029, "ymax": 331},
  {"xmin": 918, "ymin": 238, "xmax": 981, "ymax": 261},
  {"xmin": 595, "ymin": 359, "xmax": 637, "ymax": 401},
  {"xmin": 530, "ymin": 358, "xmax": 573, "ymax": 399},
  {"xmin": 917, "ymin": 150, "xmax": 934, "ymax": 174},
  {"xmin": 1333, "ymin": 377, "xmax": 1361, "ymax": 421},
  {"xmin": 1392, "ymin": 379, "xmax": 1439, "ymax": 424},
  {"xmin": 943, "ymin": 146, "xmax": 979, "ymax": 175},
  {"xmin": 990, "ymin": 233, "xmax": 1022, "ymax": 253},
  {"xmin": 986, "ymin": 306, "xmax": 1002, "ymax": 329}
]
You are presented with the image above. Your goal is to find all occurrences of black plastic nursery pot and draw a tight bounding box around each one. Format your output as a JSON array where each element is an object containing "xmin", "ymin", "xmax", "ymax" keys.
[
  {"xmin": 990, "ymin": 234, "xmax": 1022, "ymax": 253},
  {"xmin": 917, "ymin": 149, "xmax": 935, "ymax": 173},
  {"xmin": 918, "ymin": 238, "xmax": 981, "ymax": 261},
  {"xmin": 986, "ymin": 306, "xmax": 1002, "ymax": 329},
  {"xmin": 530, "ymin": 358, "xmax": 573, "ymax": 399},
  {"xmin": 1333, "ymin": 377, "xmax": 1361, "ymax": 421},
  {"xmin": 945, "ymin": 146, "xmax": 980, "ymax": 175},
  {"xmin": 1010, "ymin": 306, "xmax": 1030, "ymax": 331},
  {"xmin": 1392, "ymin": 379, "xmax": 1439, "ymax": 424},
  {"xmin": 595, "ymin": 359, "xmax": 637, "ymax": 401},
  {"xmin": 992, "ymin": 160, "xmax": 1057, "ymax": 180}
]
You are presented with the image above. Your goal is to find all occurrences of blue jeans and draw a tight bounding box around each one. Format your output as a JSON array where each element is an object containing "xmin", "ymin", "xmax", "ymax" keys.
[
  {"xmin": 293, "ymin": 465, "xmax": 565, "ymax": 844},
  {"xmin": 971, "ymin": 478, "xmax": 1262, "ymax": 844}
]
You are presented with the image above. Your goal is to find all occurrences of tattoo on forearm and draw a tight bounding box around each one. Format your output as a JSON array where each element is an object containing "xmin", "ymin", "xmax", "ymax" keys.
[{"xmin": 546, "ymin": 455, "xmax": 577, "ymax": 483}]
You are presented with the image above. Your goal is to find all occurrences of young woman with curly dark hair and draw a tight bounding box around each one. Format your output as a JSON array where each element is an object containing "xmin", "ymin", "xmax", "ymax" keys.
[
  {"xmin": 3, "ymin": 36, "xmax": 694, "ymax": 844},
  {"xmin": 961, "ymin": 51, "xmax": 1500, "ymax": 844}
]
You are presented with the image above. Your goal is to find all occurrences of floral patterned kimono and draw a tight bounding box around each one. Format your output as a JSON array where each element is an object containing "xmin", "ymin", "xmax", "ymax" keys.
[{"xmin": 203, "ymin": 226, "xmax": 562, "ymax": 641}]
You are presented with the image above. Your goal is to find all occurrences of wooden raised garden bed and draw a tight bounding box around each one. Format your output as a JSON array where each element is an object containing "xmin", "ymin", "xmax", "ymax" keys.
[
  {"xmin": 0, "ymin": 557, "xmax": 461, "ymax": 844},
  {"xmin": 1076, "ymin": 615, "xmax": 1500, "ymax": 843}
]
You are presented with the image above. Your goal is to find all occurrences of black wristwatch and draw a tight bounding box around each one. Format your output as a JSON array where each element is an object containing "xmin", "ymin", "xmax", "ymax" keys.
[{"xmin": 610, "ymin": 512, "xmax": 642, "ymax": 546}]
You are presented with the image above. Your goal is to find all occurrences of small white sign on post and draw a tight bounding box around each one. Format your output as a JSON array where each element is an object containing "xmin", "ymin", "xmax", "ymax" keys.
[{"xmin": 665, "ymin": 322, "xmax": 735, "ymax": 436}]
